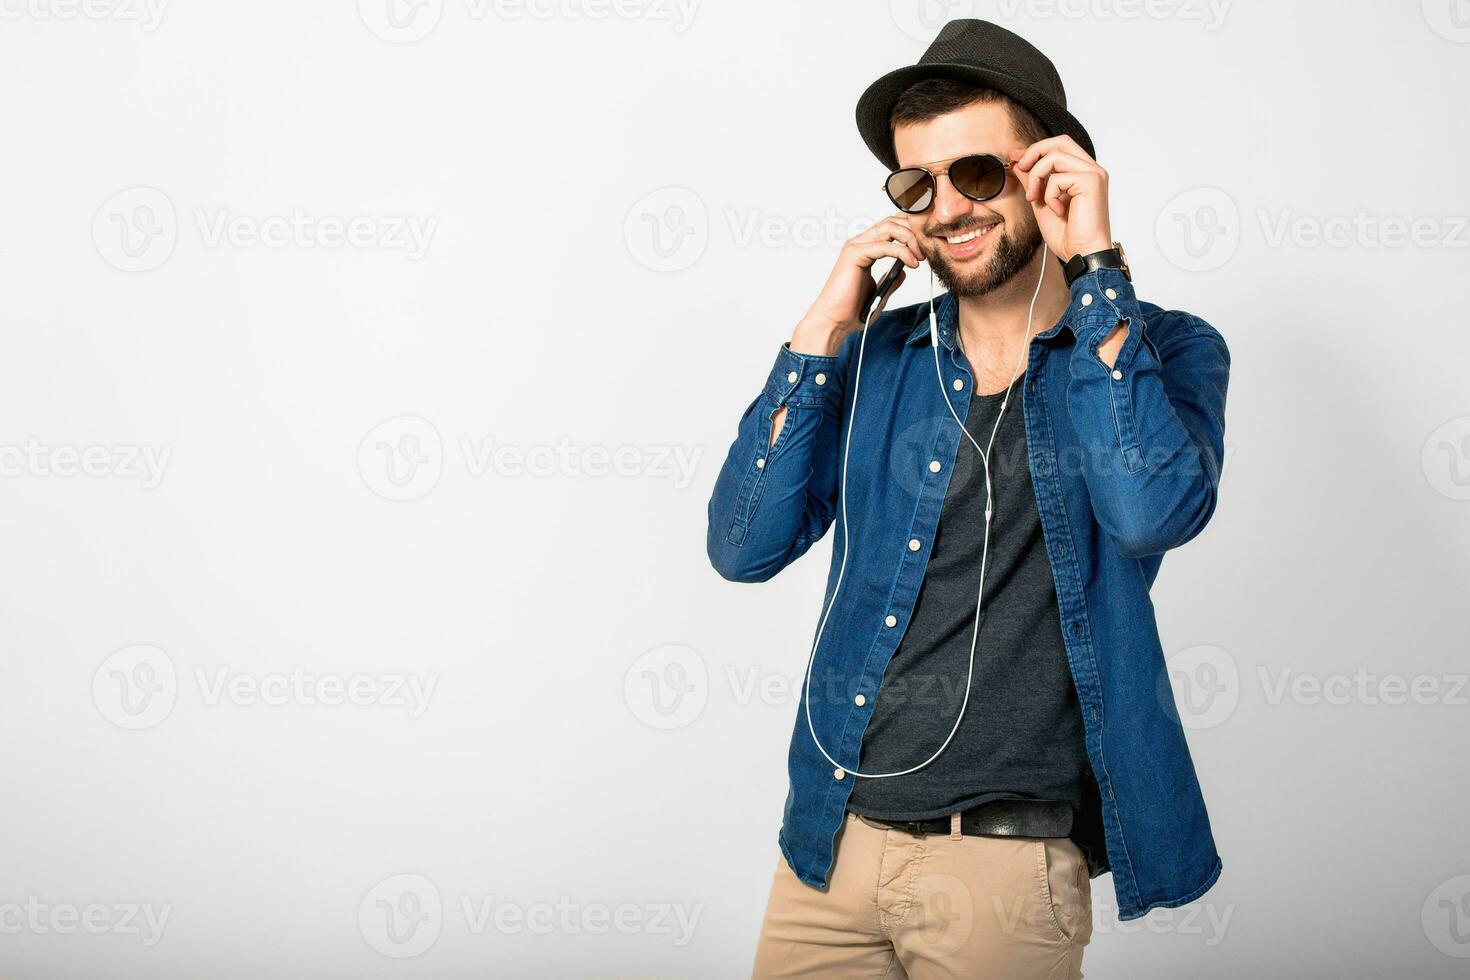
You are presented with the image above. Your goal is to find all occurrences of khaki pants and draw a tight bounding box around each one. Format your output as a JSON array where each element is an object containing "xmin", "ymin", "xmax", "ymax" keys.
[{"xmin": 751, "ymin": 811, "xmax": 1092, "ymax": 979}]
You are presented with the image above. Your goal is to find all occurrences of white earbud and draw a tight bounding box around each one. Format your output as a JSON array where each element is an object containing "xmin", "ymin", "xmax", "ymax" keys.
[{"xmin": 801, "ymin": 243, "xmax": 1050, "ymax": 780}]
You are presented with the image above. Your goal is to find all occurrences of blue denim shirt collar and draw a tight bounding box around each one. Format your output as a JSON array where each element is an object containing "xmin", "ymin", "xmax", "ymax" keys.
[
  {"xmin": 904, "ymin": 283, "xmax": 1077, "ymax": 349},
  {"xmin": 903, "ymin": 290, "xmax": 958, "ymax": 349}
]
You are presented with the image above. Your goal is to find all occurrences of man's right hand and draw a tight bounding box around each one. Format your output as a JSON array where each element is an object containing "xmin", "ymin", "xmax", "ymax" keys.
[{"xmin": 788, "ymin": 215, "xmax": 924, "ymax": 357}]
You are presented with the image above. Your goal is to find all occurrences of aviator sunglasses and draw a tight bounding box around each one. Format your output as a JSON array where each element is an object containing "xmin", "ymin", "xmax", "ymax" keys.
[{"xmin": 882, "ymin": 153, "xmax": 1014, "ymax": 213}]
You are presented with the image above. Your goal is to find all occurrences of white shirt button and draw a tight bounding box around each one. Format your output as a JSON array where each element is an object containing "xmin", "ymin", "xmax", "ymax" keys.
[
  {"xmin": 787, "ymin": 371, "xmax": 798, "ymax": 383},
  {"xmin": 952, "ymin": 379, "xmax": 964, "ymax": 391},
  {"xmin": 929, "ymin": 460, "xmax": 942, "ymax": 473},
  {"xmin": 908, "ymin": 538, "xmax": 921, "ymax": 551},
  {"xmin": 1081, "ymin": 293, "xmax": 1093, "ymax": 306},
  {"xmin": 1105, "ymin": 288, "xmax": 1117, "ymax": 300},
  {"xmin": 885, "ymin": 615, "xmax": 897, "ymax": 627},
  {"xmin": 834, "ymin": 768, "xmax": 846, "ymax": 780},
  {"xmin": 756, "ymin": 458, "xmax": 766, "ymax": 468},
  {"xmin": 814, "ymin": 373, "xmax": 827, "ymax": 385},
  {"xmin": 854, "ymin": 694, "xmax": 867, "ymax": 707},
  {"xmin": 1111, "ymin": 369, "xmax": 1123, "ymax": 381}
]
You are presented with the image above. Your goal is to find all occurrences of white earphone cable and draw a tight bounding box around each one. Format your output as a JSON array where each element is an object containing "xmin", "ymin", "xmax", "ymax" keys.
[{"xmin": 800, "ymin": 243, "xmax": 1050, "ymax": 780}]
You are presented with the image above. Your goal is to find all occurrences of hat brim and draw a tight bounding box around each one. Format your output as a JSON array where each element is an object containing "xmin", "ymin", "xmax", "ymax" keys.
[{"xmin": 855, "ymin": 62, "xmax": 1095, "ymax": 171}]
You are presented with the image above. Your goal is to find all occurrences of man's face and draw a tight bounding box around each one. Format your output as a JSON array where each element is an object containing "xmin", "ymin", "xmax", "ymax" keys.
[{"xmin": 891, "ymin": 100, "xmax": 1042, "ymax": 298}]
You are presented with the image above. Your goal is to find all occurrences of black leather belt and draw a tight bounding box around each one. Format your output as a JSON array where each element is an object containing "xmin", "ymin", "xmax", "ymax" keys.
[{"xmin": 853, "ymin": 797, "xmax": 1073, "ymax": 839}]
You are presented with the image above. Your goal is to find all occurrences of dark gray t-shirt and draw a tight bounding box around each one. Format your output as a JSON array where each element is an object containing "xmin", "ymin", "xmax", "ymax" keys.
[{"xmin": 844, "ymin": 373, "xmax": 1103, "ymax": 862}]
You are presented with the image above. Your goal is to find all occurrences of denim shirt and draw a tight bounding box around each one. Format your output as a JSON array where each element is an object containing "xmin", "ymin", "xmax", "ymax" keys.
[{"xmin": 706, "ymin": 267, "xmax": 1230, "ymax": 920}]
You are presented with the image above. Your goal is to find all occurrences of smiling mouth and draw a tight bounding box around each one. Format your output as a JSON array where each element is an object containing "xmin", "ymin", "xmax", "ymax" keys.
[
  {"xmin": 929, "ymin": 221, "xmax": 1001, "ymax": 260},
  {"xmin": 942, "ymin": 222, "xmax": 999, "ymax": 245}
]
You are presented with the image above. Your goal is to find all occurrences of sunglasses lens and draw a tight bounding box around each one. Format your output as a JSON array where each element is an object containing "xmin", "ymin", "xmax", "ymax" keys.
[
  {"xmin": 950, "ymin": 155, "xmax": 1007, "ymax": 201},
  {"xmin": 885, "ymin": 169, "xmax": 934, "ymax": 213}
]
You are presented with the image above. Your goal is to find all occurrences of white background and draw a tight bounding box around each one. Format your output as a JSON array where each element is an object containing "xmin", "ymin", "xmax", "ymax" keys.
[{"xmin": 1, "ymin": 0, "xmax": 1468, "ymax": 976}]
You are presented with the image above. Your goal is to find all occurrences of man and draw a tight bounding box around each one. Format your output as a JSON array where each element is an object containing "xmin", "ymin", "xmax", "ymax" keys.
[{"xmin": 706, "ymin": 19, "xmax": 1229, "ymax": 979}]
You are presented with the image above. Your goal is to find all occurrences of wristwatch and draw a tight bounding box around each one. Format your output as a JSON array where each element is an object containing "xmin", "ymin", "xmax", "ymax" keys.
[{"xmin": 1063, "ymin": 242, "xmax": 1130, "ymax": 287}]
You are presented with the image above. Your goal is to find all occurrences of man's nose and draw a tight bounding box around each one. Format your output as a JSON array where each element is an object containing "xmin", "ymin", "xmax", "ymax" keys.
[{"xmin": 930, "ymin": 174, "xmax": 973, "ymax": 228}]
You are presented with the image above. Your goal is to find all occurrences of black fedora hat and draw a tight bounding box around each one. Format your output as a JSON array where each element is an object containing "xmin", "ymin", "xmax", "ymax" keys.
[{"xmin": 855, "ymin": 19, "xmax": 1094, "ymax": 170}]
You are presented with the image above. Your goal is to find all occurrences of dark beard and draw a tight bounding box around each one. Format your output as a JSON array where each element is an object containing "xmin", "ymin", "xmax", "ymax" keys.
[{"xmin": 926, "ymin": 214, "xmax": 1044, "ymax": 298}]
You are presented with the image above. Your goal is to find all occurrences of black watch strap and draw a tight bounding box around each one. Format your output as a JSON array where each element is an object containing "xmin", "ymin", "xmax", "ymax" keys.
[{"xmin": 1063, "ymin": 243, "xmax": 1130, "ymax": 287}]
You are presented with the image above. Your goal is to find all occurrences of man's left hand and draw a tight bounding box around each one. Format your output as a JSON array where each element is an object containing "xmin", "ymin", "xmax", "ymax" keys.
[{"xmin": 1011, "ymin": 136, "xmax": 1113, "ymax": 263}]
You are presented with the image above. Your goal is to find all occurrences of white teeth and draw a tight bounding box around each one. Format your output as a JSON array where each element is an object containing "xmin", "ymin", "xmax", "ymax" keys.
[{"xmin": 945, "ymin": 225, "xmax": 993, "ymax": 245}]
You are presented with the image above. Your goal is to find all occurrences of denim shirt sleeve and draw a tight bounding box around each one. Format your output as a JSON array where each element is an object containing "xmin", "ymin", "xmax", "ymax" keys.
[
  {"xmin": 706, "ymin": 340, "xmax": 848, "ymax": 582},
  {"xmin": 1063, "ymin": 267, "xmax": 1231, "ymax": 558}
]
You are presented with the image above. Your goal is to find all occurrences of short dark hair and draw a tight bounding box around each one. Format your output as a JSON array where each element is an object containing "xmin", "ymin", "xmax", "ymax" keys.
[{"xmin": 889, "ymin": 78, "xmax": 1049, "ymax": 151}]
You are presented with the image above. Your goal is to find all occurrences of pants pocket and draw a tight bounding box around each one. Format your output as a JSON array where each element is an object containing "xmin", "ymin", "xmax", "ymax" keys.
[{"xmin": 1035, "ymin": 838, "xmax": 1091, "ymax": 947}]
